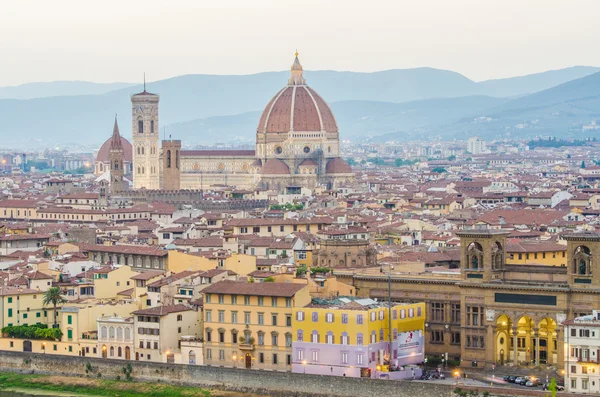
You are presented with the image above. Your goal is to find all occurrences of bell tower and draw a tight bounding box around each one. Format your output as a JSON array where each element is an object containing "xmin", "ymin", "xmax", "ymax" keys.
[
  {"xmin": 457, "ymin": 229, "xmax": 509, "ymax": 282},
  {"xmin": 108, "ymin": 116, "xmax": 125, "ymax": 195},
  {"xmin": 131, "ymin": 78, "xmax": 160, "ymax": 189},
  {"xmin": 160, "ymin": 139, "xmax": 181, "ymax": 190}
]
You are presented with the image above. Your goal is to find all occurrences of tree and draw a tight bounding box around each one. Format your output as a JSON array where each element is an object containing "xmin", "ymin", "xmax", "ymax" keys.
[
  {"xmin": 43, "ymin": 287, "xmax": 67, "ymax": 327},
  {"xmin": 581, "ymin": 161, "xmax": 586, "ymax": 169},
  {"xmin": 263, "ymin": 276, "xmax": 276, "ymax": 282},
  {"xmin": 431, "ymin": 167, "xmax": 447, "ymax": 173},
  {"xmin": 394, "ymin": 158, "xmax": 404, "ymax": 167},
  {"xmin": 447, "ymin": 155, "xmax": 456, "ymax": 161},
  {"xmin": 346, "ymin": 158, "xmax": 357, "ymax": 166}
]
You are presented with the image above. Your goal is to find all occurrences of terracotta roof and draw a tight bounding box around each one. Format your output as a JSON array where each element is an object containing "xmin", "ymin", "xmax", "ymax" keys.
[
  {"xmin": 299, "ymin": 159, "xmax": 318, "ymax": 167},
  {"xmin": 78, "ymin": 243, "xmax": 167, "ymax": 257},
  {"xmin": 0, "ymin": 233, "xmax": 51, "ymax": 241},
  {"xmin": 202, "ymin": 280, "xmax": 306, "ymax": 297},
  {"xmin": 132, "ymin": 304, "xmax": 192, "ymax": 316},
  {"xmin": 261, "ymin": 159, "xmax": 290, "ymax": 175},
  {"xmin": 96, "ymin": 135, "xmax": 132, "ymax": 163},
  {"xmin": 180, "ymin": 150, "xmax": 255, "ymax": 157},
  {"xmin": 0, "ymin": 200, "xmax": 38, "ymax": 208},
  {"xmin": 257, "ymin": 59, "xmax": 338, "ymax": 134},
  {"xmin": 130, "ymin": 270, "xmax": 165, "ymax": 280},
  {"xmin": 326, "ymin": 158, "xmax": 352, "ymax": 174}
]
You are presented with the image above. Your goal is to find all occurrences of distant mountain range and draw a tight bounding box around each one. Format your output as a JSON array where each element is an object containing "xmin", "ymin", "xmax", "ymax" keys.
[{"xmin": 0, "ymin": 66, "xmax": 599, "ymax": 148}]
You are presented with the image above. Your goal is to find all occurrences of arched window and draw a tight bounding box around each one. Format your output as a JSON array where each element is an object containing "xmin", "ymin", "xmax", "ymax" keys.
[
  {"xmin": 297, "ymin": 330, "xmax": 303, "ymax": 342},
  {"xmin": 117, "ymin": 327, "xmax": 123, "ymax": 340},
  {"xmin": 176, "ymin": 150, "xmax": 180, "ymax": 169},
  {"xmin": 141, "ymin": 146, "xmax": 145, "ymax": 155},
  {"xmin": 189, "ymin": 350, "xmax": 196, "ymax": 365},
  {"xmin": 492, "ymin": 242, "xmax": 503, "ymax": 270},
  {"xmin": 574, "ymin": 246, "xmax": 592, "ymax": 275},
  {"xmin": 124, "ymin": 328, "xmax": 131, "ymax": 341},
  {"xmin": 118, "ymin": 346, "xmax": 122, "ymax": 357},
  {"xmin": 138, "ymin": 119, "xmax": 143, "ymax": 134},
  {"xmin": 379, "ymin": 329, "xmax": 384, "ymax": 342},
  {"xmin": 114, "ymin": 160, "xmax": 119, "ymax": 170},
  {"xmin": 341, "ymin": 332, "xmax": 349, "ymax": 345},
  {"xmin": 356, "ymin": 333, "xmax": 363, "ymax": 345},
  {"xmin": 285, "ymin": 332, "xmax": 292, "ymax": 347},
  {"xmin": 467, "ymin": 242, "xmax": 484, "ymax": 270},
  {"xmin": 370, "ymin": 331, "xmax": 376, "ymax": 344},
  {"xmin": 311, "ymin": 330, "xmax": 319, "ymax": 343},
  {"xmin": 109, "ymin": 346, "xmax": 115, "ymax": 357},
  {"xmin": 326, "ymin": 331, "xmax": 334, "ymax": 344},
  {"xmin": 167, "ymin": 150, "xmax": 171, "ymax": 168},
  {"xmin": 109, "ymin": 327, "xmax": 115, "ymax": 339},
  {"xmin": 101, "ymin": 326, "xmax": 107, "ymax": 339},
  {"xmin": 151, "ymin": 120, "xmax": 155, "ymax": 134}
]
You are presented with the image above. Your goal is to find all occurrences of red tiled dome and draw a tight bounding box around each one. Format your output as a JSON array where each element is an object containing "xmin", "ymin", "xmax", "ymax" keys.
[
  {"xmin": 257, "ymin": 54, "xmax": 338, "ymax": 134},
  {"xmin": 96, "ymin": 136, "xmax": 132, "ymax": 163},
  {"xmin": 299, "ymin": 159, "xmax": 318, "ymax": 167},
  {"xmin": 260, "ymin": 159, "xmax": 290, "ymax": 175},
  {"xmin": 326, "ymin": 158, "xmax": 352, "ymax": 174}
]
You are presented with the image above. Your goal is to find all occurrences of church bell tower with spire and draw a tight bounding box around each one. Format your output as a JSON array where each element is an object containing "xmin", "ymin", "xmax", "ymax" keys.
[{"xmin": 109, "ymin": 116, "xmax": 125, "ymax": 195}]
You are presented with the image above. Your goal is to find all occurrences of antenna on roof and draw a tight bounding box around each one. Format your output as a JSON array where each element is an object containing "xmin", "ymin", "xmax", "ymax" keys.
[{"xmin": 143, "ymin": 72, "xmax": 146, "ymax": 92}]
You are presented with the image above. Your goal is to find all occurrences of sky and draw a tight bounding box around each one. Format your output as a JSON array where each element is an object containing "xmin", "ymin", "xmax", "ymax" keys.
[{"xmin": 1, "ymin": 0, "xmax": 599, "ymax": 86}]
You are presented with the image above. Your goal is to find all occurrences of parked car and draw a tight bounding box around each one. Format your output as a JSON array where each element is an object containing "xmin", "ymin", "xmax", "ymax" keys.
[
  {"xmin": 514, "ymin": 377, "xmax": 524, "ymax": 384},
  {"xmin": 526, "ymin": 378, "xmax": 542, "ymax": 387},
  {"xmin": 519, "ymin": 376, "xmax": 530, "ymax": 385},
  {"xmin": 503, "ymin": 375, "xmax": 511, "ymax": 382},
  {"xmin": 508, "ymin": 376, "xmax": 517, "ymax": 383}
]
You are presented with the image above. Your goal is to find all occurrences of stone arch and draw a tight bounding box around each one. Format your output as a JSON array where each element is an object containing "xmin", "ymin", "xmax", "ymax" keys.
[
  {"xmin": 495, "ymin": 314, "xmax": 512, "ymax": 365},
  {"xmin": 492, "ymin": 241, "xmax": 504, "ymax": 270},
  {"xmin": 467, "ymin": 242, "xmax": 484, "ymax": 270},
  {"xmin": 573, "ymin": 245, "xmax": 592, "ymax": 275},
  {"xmin": 537, "ymin": 317, "xmax": 558, "ymax": 365}
]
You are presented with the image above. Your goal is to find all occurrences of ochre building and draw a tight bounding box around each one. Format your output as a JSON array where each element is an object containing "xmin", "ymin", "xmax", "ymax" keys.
[{"xmin": 337, "ymin": 231, "xmax": 600, "ymax": 370}]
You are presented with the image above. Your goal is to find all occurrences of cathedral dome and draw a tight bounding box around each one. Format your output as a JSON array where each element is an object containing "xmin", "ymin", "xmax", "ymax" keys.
[
  {"xmin": 96, "ymin": 136, "xmax": 132, "ymax": 164},
  {"xmin": 260, "ymin": 159, "xmax": 290, "ymax": 175},
  {"xmin": 325, "ymin": 158, "xmax": 352, "ymax": 174},
  {"xmin": 257, "ymin": 54, "xmax": 338, "ymax": 134}
]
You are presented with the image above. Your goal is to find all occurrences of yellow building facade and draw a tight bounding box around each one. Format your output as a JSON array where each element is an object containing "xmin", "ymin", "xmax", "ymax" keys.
[
  {"xmin": 291, "ymin": 300, "xmax": 425, "ymax": 377},
  {"xmin": 202, "ymin": 280, "xmax": 311, "ymax": 371}
]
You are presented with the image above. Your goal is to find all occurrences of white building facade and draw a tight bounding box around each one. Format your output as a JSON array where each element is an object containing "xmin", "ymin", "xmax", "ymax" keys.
[{"xmin": 563, "ymin": 310, "xmax": 600, "ymax": 394}]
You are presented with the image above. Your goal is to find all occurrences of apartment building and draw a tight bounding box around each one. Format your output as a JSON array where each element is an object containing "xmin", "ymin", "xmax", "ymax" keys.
[{"xmin": 202, "ymin": 280, "xmax": 311, "ymax": 371}]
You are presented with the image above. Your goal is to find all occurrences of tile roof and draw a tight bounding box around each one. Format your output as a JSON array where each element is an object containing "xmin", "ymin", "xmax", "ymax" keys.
[
  {"xmin": 132, "ymin": 304, "xmax": 193, "ymax": 316},
  {"xmin": 202, "ymin": 280, "xmax": 306, "ymax": 298}
]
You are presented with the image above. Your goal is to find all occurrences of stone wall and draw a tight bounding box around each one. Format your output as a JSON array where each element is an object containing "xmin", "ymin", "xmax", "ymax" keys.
[{"xmin": 0, "ymin": 351, "xmax": 452, "ymax": 397}]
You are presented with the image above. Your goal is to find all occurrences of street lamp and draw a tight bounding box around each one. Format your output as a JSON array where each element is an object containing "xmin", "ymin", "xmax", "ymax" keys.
[
  {"xmin": 302, "ymin": 360, "xmax": 307, "ymax": 374},
  {"xmin": 233, "ymin": 354, "xmax": 237, "ymax": 369},
  {"xmin": 42, "ymin": 342, "xmax": 46, "ymax": 354}
]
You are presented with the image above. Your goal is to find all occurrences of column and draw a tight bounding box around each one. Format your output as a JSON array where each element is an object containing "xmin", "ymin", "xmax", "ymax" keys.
[
  {"xmin": 512, "ymin": 326, "xmax": 518, "ymax": 366},
  {"xmin": 555, "ymin": 328, "xmax": 563, "ymax": 369},
  {"xmin": 534, "ymin": 328, "xmax": 540, "ymax": 366},
  {"xmin": 486, "ymin": 325, "xmax": 495, "ymax": 367}
]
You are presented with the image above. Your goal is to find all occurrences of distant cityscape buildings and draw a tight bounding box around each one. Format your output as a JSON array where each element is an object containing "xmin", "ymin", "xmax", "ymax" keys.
[{"xmin": 467, "ymin": 136, "xmax": 487, "ymax": 155}]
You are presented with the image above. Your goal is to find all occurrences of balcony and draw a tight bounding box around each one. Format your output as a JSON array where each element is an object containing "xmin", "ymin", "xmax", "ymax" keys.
[{"xmin": 239, "ymin": 336, "xmax": 255, "ymax": 351}]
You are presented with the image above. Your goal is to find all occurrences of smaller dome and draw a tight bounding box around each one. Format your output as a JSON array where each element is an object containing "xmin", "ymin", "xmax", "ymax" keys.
[
  {"xmin": 96, "ymin": 136, "xmax": 132, "ymax": 163},
  {"xmin": 250, "ymin": 159, "xmax": 262, "ymax": 168},
  {"xmin": 261, "ymin": 159, "xmax": 290, "ymax": 175},
  {"xmin": 299, "ymin": 159, "xmax": 318, "ymax": 167},
  {"xmin": 326, "ymin": 158, "xmax": 352, "ymax": 174}
]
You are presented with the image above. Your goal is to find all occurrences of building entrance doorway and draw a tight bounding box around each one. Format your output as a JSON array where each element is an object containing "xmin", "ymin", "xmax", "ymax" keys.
[{"xmin": 245, "ymin": 353, "xmax": 252, "ymax": 369}]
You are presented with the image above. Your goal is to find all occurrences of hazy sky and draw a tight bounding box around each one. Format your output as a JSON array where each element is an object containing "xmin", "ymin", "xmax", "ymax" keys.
[{"xmin": 1, "ymin": 0, "xmax": 599, "ymax": 86}]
